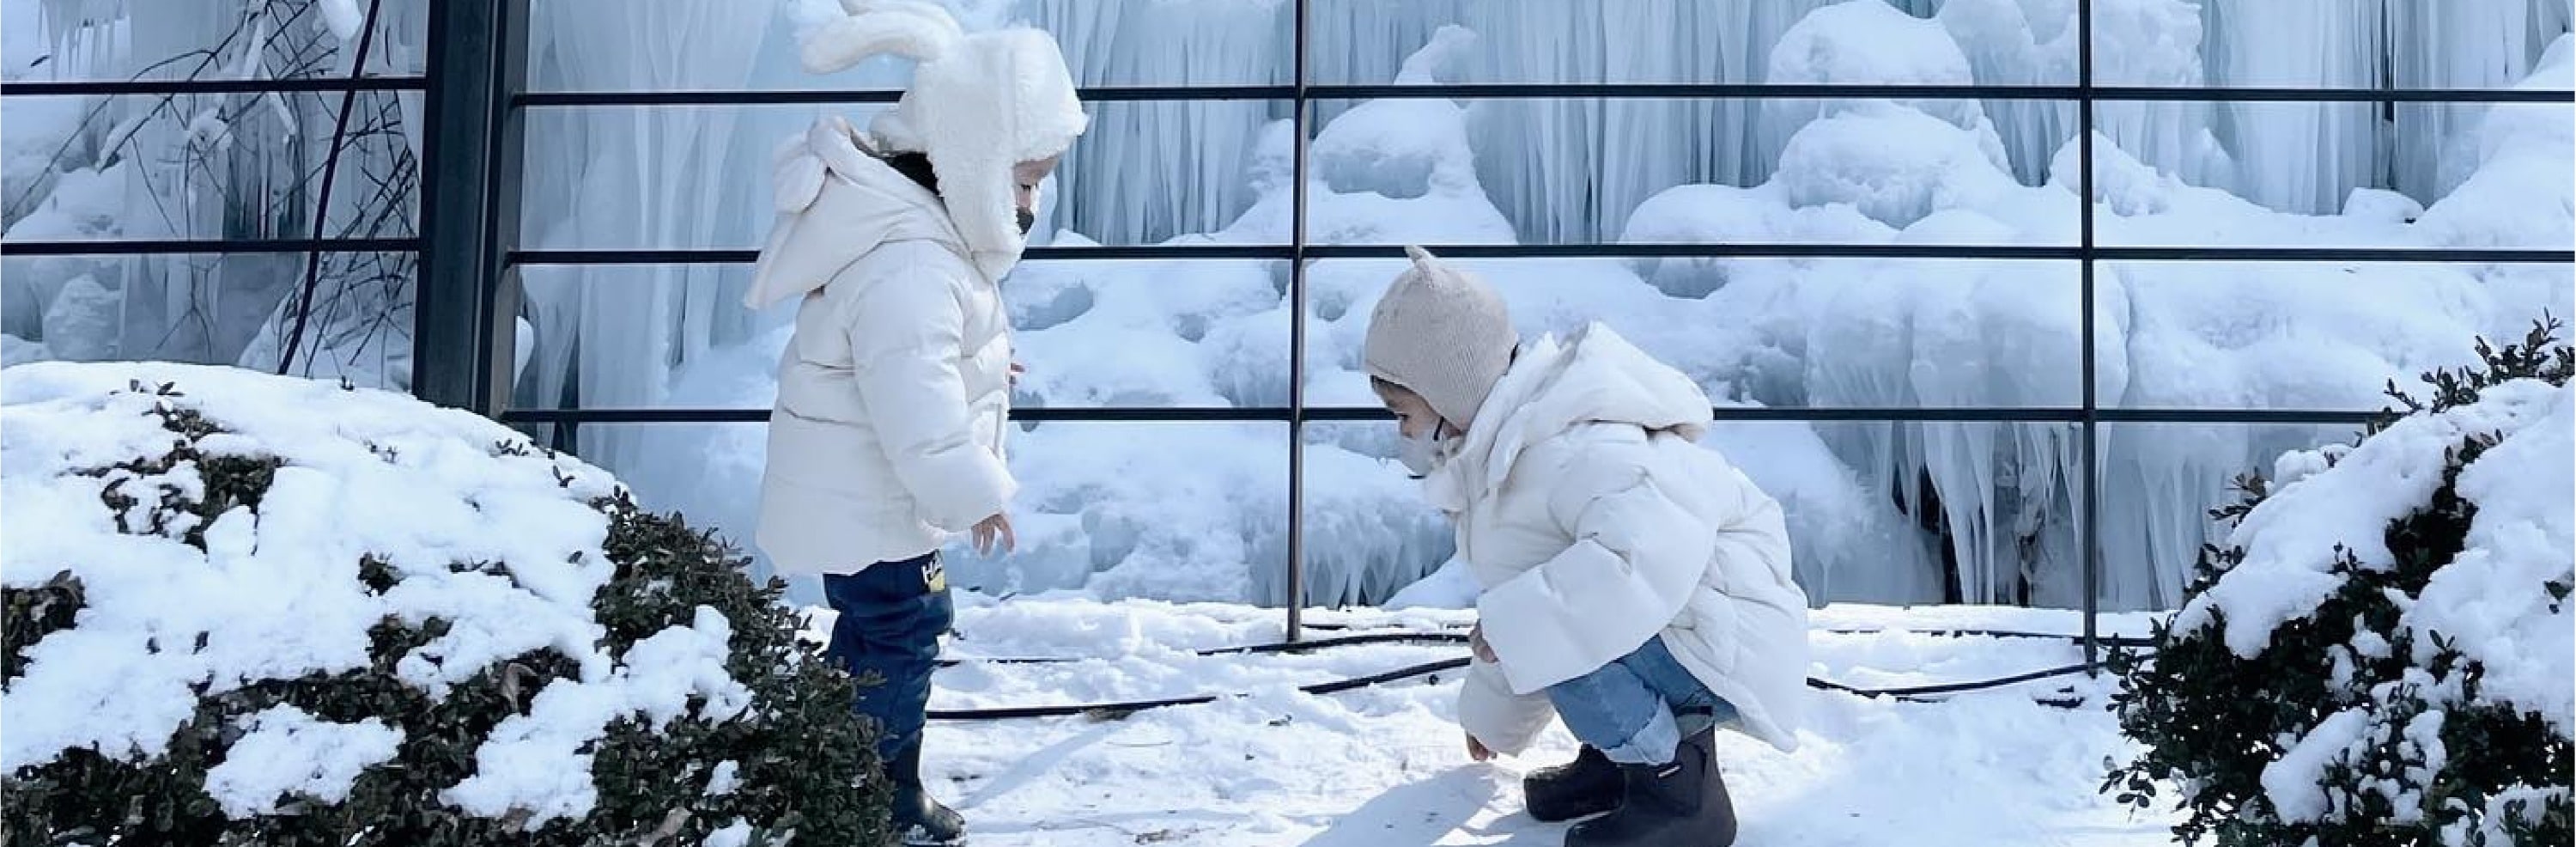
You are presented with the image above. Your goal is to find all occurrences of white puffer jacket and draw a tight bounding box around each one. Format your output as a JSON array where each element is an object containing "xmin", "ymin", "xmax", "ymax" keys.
[
  {"xmin": 745, "ymin": 119, "xmax": 1015, "ymax": 575},
  {"xmin": 1435, "ymin": 324, "xmax": 1811, "ymax": 754}
]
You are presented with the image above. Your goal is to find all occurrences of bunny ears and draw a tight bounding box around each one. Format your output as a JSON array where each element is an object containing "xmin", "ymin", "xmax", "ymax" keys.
[
  {"xmin": 799, "ymin": 0, "xmax": 969, "ymax": 75},
  {"xmin": 783, "ymin": 1, "xmax": 1088, "ymax": 283}
]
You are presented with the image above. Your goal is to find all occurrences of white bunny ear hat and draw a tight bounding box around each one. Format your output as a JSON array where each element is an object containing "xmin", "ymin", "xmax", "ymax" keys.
[{"xmin": 800, "ymin": 0, "xmax": 1089, "ymax": 280}]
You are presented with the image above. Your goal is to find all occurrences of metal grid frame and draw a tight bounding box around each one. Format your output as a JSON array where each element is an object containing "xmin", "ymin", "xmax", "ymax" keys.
[
  {"xmin": 0, "ymin": 20, "xmax": 437, "ymax": 377},
  {"xmin": 8, "ymin": 1, "xmax": 2569, "ymax": 657}
]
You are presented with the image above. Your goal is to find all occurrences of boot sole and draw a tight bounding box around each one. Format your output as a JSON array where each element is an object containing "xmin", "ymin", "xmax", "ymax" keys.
[{"xmin": 1527, "ymin": 798, "xmax": 1623, "ymax": 824}]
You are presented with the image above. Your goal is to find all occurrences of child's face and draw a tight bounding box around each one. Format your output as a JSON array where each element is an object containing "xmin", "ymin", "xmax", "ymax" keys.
[
  {"xmin": 1371, "ymin": 381, "xmax": 1443, "ymax": 439},
  {"xmin": 1012, "ymin": 155, "xmax": 1060, "ymax": 216}
]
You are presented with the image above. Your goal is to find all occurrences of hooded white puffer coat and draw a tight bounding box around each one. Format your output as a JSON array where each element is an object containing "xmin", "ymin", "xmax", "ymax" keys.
[
  {"xmin": 745, "ymin": 118, "xmax": 1016, "ymax": 575},
  {"xmin": 1435, "ymin": 324, "xmax": 1812, "ymax": 755}
]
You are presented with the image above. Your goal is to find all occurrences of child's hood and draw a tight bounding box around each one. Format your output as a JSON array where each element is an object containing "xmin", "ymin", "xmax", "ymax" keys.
[
  {"xmin": 1448, "ymin": 322, "xmax": 1716, "ymax": 497},
  {"xmin": 743, "ymin": 115, "xmax": 969, "ymax": 311}
]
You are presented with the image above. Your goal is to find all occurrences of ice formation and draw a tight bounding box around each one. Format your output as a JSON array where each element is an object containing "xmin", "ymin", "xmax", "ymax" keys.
[{"xmin": 4, "ymin": 0, "xmax": 2569, "ymax": 612}]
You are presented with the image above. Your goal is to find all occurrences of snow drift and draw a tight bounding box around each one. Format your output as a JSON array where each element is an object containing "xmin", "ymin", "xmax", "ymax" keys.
[
  {"xmin": 2111, "ymin": 325, "xmax": 2574, "ymax": 846},
  {"xmin": 0, "ymin": 362, "xmax": 888, "ymax": 845}
]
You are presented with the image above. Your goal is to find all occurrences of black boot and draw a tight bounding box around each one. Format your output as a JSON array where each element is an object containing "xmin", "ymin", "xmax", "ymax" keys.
[
  {"xmin": 886, "ymin": 742, "xmax": 966, "ymax": 847},
  {"xmin": 1524, "ymin": 745, "xmax": 1625, "ymax": 822},
  {"xmin": 1564, "ymin": 729, "xmax": 1737, "ymax": 847}
]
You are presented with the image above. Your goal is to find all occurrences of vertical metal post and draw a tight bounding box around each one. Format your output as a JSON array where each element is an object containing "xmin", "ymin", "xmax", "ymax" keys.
[
  {"xmin": 413, "ymin": 0, "xmax": 528, "ymax": 416},
  {"xmin": 2076, "ymin": 0, "xmax": 2103, "ymax": 671},
  {"xmin": 411, "ymin": 0, "xmax": 491, "ymax": 410},
  {"xmin": 1283, "ymin": 0, "xmax": 1313, "ymax": 642},
  {"xmin": 479, "ymin": 0, "xmax": 531, "ymax": 417}
]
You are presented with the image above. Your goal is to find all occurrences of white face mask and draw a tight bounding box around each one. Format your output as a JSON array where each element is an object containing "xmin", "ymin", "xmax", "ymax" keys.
[{"xmin": 1396, "ymin": 419, "xmax": 1456, "ymax": 479}]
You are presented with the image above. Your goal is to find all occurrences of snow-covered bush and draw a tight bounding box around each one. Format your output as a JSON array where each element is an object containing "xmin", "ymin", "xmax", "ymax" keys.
[
  {"xmin": 2105, "ymin": 320, "xmax": 2575, "ymax": 846},
  {"xmin": 0, "ymin": 363, "xmax": 887, "ymax": 846}
]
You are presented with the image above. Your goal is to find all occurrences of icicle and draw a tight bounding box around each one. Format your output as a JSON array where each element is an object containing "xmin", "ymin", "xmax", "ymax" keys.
[
  {"xmin": 2202, "ymin": 0, "xmax": 2389, "ymax": 214},
  {"xmin": 520, "ymin": 0, "xmax": 779, "ymax": 474},
  {"xmin": 2386, "ymin": 0, "xmax": 2556, "ymax": 203},
  {"xmin": 1024, "ymin": 0, "xmax": 1285, "ymax": 246}
]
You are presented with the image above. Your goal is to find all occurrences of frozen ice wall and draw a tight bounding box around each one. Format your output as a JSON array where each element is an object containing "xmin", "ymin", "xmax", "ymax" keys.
[
  {"xmin": 9, "ymin": 0, "xmax": 2570, "ymax": 612},
  {"xmin": 3, "ymin": 0, "xmax": 428, "ymax": 388}
]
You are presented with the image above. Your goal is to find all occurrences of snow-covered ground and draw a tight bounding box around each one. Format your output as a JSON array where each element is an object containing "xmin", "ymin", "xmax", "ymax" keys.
[
  {"xmin": 6, "ymin": 0, "xmax": 2571, "ymax": 626},
  {"xmin": 860, "ymin": 596, "xmax": 2175, "ymax": 846}
]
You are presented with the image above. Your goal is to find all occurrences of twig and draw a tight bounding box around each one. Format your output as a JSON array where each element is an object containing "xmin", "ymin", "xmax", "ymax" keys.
[{"xmin": 276, "ymin": 0, "xmax": 387, "ymax": 375}]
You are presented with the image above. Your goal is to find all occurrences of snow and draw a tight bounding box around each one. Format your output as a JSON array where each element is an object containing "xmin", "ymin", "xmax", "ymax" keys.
[
  {"xmin": 201, "ymin": 706, "xmax": 405, "ymax": 819},
  {"xmin": 319, "ymin": 0, "xmax": 368, "ymax": 41},
  {"xmin": 0, "ymin": 362, "xmax": 758, "ymax": 826},
  {"xmin": 2405, "ymin": 382, "xmax": 2576, "ymax": 735},
  {"xmin": 1772, "ymin": 103, "xmax": 2021, "ymax": 230},
  {"xmin": 704, "ymin": 760, "xmax": 744, "ymax": 796},
  {"xmin": 629, "ymin": 38, "xmax": 2567, "ymax": 612},
  {"xmin": 9, "ymin": 3, "xmax": 2574, "ymax": 618},
  {"xmin": 2261, "ymin": 706, "xmax": 2372, "ymax": 824},
  {"xmin": 2172, "ymin": 380, "xmax": 2568, "ymax": 657},
  {"xmin": 2469, "ymin": 784, "xmax": 2570, "ymax": 846},
  {"xmin": 2397, "ymin": 709, "xmax": 2449, "ymax": 825},
  {"xmin": 443, "ymin": 606, "xmax": 755, "ymax": 825},
  {"xmin": 1765, "ymin": 0, "xmax": 1986, "ymax": 144},
  {"xmin": 2162, "ymin": 376, "xmax": 2570, "ymax": 847},
  {"xmin": 2413, "ymin": 34, "xmax": 2576, "ymax": 252},
  {"xmin": 1, "ymin": 332, "xmax": 50, "ymax": 367},
  {"xmin": 829, "ymin": 595, "xmax": 2178, "ymax": 846},
  {"xmin": 705, "ymin": 820, "xmax": 756, "ymax": 847}
]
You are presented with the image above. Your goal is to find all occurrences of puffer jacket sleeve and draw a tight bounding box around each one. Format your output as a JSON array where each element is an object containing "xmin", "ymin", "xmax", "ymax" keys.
[
  {"xmin": 1475, "ymin": 440, "xmax": 1718, "ymax": 697},
  {"xmin": 840, "ymin": 264, "xmax": 1017, "ymax": 533},
  {"xmin": 1456, "ymin": 658, "xmax": 1555, "ymax": 756}
]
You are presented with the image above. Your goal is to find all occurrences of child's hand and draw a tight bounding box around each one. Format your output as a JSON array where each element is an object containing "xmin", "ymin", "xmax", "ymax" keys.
[
  {"xmin": 1465, "ymin": 732, "xmax": 1494, "ymax": 762},
  {"xmin": 1469, "ymin": 622, "xmax": 1498, "ymax": 663},
  {"xmin": 972, "ymin": 513, "xmax": 1017, "ymax": 555}
]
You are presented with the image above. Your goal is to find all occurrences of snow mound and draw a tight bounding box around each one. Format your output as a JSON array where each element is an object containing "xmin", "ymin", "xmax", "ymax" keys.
[
  {"xmin": 1774, "ymin": 104, "xmax": 2020, "ymax": 229},
  {"xmin": 2172, "ymin": 380, "xmax": 2570, "ymax": 663},
  {"xmin": 3, "ymin": 363, "xmax": 620, "ymax": 777},
  {"xmin": 0, "ymin": 362, "xmax": 884, "ymax": 840},
  {"xmin": 202, "ymin": 706, "xmax": 404, "ymax": 818},
  {"xmin": 2414, "ymin": 34, "xmax": 2576, "ymax": 251},
  {"xmin": 1767, "ymin": 1, "xmax": 1985, "ymax": 133},
  {"xmin": 2407, "ymin": 382, "xmax": 2576, "ymax": 732},
  {"xmin": 0, "ymin": 332, "xmax": 49, "ymax": 367}
]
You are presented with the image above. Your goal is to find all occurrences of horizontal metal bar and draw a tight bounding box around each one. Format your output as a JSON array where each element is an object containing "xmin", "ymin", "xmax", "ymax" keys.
[
  {"xmin": 499, "ymin": 405, "xmax": 2385, "ymax": 426},
  {"xmin": 1303, "ymin": 245, "xmax": 2576, "ymax": 264},
  {"xmin": 2093, "ymin": 247, "xmax": 2574, "ymax": 264},
  {"xmin": 1, "ymin": 77, "xmax": 428, "ymax": 97},
  {"xmin": 1305, "ymin": 243, "xmax": 2087, "ymax": 259},
  {"xmin": 2093, "ymin": 85, "xmax": 2573, "ymax": 104},
  {"xmin": 501, "ymin": 407, "xmax": 1286, "ymax": 424},
  {"xmin": 507, "ymin": 244, "xmax": 1289, "ymax": 266},
  {"xmin": 2105, "ymin": 409, "xmax": 2382, "ymax": 424},
  {"xmin": 506, "ymin": 244, "xmax": 2574, "ymax": 267},
  {"xmin": 1, "ymin": 237, "xmax": 422, "ymax": 257},
  {"xmin": 1321, "ymin": 83, "xmax": 2576, "ymax": 104},
  {"xmin": 502, "ymin": 82, "xmax": 2576, "ymax": 109},
  {"xmin": 515, "ymin": 85, "xmax": 1297, "ymax": 107}
]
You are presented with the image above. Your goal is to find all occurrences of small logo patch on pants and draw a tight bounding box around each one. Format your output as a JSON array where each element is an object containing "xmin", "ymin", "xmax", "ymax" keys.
[{"xmin": 922, "ymin": 556, "xmax": 946, "ymax": 593}]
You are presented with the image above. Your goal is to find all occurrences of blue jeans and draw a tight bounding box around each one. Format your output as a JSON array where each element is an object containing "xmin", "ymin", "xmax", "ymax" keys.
[
  {"xmin": 1546, "ymin": 636, "xmax": 1739, "ymax": 765},
  {"xmin": 822, "ymin": 552, "xmax": 953, "ymax": 760}
]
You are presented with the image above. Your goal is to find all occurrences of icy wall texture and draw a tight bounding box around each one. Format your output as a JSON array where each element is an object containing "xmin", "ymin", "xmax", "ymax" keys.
[
  {"xmin": 3, "ymin": 0, "xmax": 429, "ymax": 387},
  {"xmin": 5, "ymin": 0, "xmax": 2571, "ymax": 612}
]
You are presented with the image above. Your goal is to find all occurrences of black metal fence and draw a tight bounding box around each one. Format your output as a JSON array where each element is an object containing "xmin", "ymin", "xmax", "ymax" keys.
[{"xmin": 6, "ymin": 0, "xmax": 2569, "ymax": 662}]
